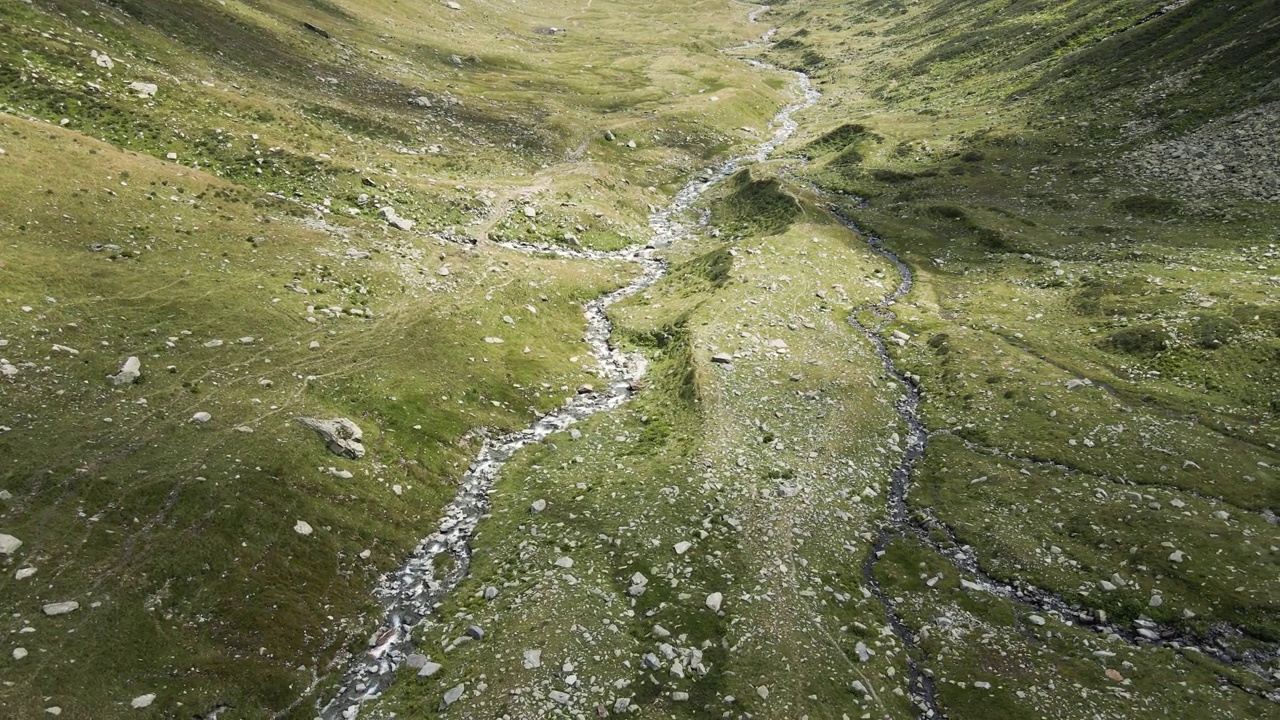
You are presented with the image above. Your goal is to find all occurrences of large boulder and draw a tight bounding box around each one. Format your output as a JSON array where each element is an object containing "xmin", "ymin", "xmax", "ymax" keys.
[
  {"xmin": 110, "ymin": 356, "xmax": 141, "ymax": 385},
  {"xmin": 0, "ymin": 533, "xmax": 22, "ymax": 555},
  {"xmin": 296, "ymin": 417, "xmax": 366, "ymax": 459}
]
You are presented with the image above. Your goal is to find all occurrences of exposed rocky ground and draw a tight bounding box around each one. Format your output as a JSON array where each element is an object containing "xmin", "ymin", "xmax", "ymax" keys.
[{"xmin": 1121, "ymin": 102, "xmax": 1280, "ymax": 204}]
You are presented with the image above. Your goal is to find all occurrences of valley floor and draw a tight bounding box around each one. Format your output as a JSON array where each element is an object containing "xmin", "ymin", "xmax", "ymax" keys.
[{"xmin": 0, "ymin": 0, "xmax": 1275, "ymax": 719}]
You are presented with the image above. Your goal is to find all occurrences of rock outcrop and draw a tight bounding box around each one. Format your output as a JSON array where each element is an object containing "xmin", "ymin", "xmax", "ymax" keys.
[{"xmin": 297, "ymin": 417, "xmax": 366, "ymax": 459}]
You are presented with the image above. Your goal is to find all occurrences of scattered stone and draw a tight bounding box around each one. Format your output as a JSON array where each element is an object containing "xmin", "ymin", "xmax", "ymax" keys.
[
  {"xmin": 465, "ymin": 624, "xmax": 484, "ymax": 640},
  {"xmin": 294, "ymin": 520, "xmax": 314, "ymax": 536},
  {"xmin": 0, "ymin": 533, "xmax": 22, "ymax": 555},
  {"xmin": 130, "ymin": 694, "xmax": 156, "ymax": 709},
  {"xmin": 190, "ymin": 412, "xmax": 212, "ymax": 424},
  {"xmin": 128, "ymin": 81, "xmax": 157, "ymax": 98},
  {"xmin": 548, "ymin": 690, "xmax": 571, "ymax": 705},
  {"xmin": 445, "ymin": 1, "xmax": 462, "ymax": 8},
  {"xmin": 13, "ymin": 647, "xmax": 27, "ymax": 660},
  {"xmin": 554, "ymin": 556, "xmax": 574, "ymax": 568},
  {"xmin": 522, "ymin": 648, "xmax": 542, "ymax": 669},
  {"xmin": 484, "ymin": 586, "xmax": 499, "ymax": 600},
  {"xmin": 673, "ymin": 541, "xmax": 692, "ymax": 555},
  {"xmin": 756, "ymin": 685, "xmax": 769, "ymax": 700},
  {"xmin": 1168, "ymin": 550, "xmax": 1185, "ymax": 563},
  {"xmin": 378, "ymin": 206, "xmax": 415, "ymax": 231},
  {"xmin": 711, "ymin": 353, "xmax": 733, "ymax": 364},
  {"xmin": 441, "ymin": 683, "xmax": 465, "ymax": 708},
  {"xmin": 531, "ymin": 499, "xmax": 547, "ymax": 513},
  {"xmin": 16, "ymin": 567, "xmax": 37, "ymax": 580},
  {"xmin": 42, "ymin": 601, "xmax": 80, "ymax": 616},
  {"xmin": 1027, "ymin": 614, "xmax": 1046, "ymax": 626},
  {"xmin": 705, "ymin": 592, "xmax": 723, "ymax": 612},
  {"xmin": 296, "ymin": 417, "xmax": 366, "ymax": 459},
  {"xmin": 418, "ymin": 661, "xmax": 443, "ymax": 678},
  {"xmin": 109, "ymin": 356, "xmax": 141, "ymax": 385}
]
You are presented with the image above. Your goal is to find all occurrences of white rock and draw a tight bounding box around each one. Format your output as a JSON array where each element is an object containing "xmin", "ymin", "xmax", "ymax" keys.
[
  {"xmin": 128, "ymin": 81, "xmax": 157, "ymax": 98},
  {"xmin": 0, "ymin": 533, "xmax": 22, "ymax": 555},
  {"xmin": 445, "ymin": 1, "xmax": 462, "ymax": 8},
  {"xmin": 522, "ymin": 648, "xmax": 542, "ymax": 669},
  {"xmin": 756, "ymin": 685, "xmax": 769, "ymax": 700},
  {"xmin": 294, "ymin": 520, "xmax": 314, "ymax": 536},
  {"xmin": 190, "ymin": 412, "xmax": 212, "ymax": 423},
  {"xmin": 1027, "ymin": 614, "xmax": 1046, "ymax": 626},
  {"xmin": 531, "ymin": 499, "xmax": 547, "ymax": 513},
  {"xmin": 16, "ymin": 567, "xmax": 37, "ymax": 580},
  {"xmin": 1168, "ymin": 550, "xmax": 1185, "ymax": 563},
  {"xmin": 130, "ymin": 694, "xmax": 156, "ymax": 709},
  {"xmin": 673, "ymin": 541, "xmax": 692, "ymax": 555},
  {"xmin": 94, "ymin": 52, "xmax": 114, "ymax": 69},
  {"xmin": 548, "ymin": 690, "xmax": 571, "ymax": 705},
  {"xmin": 705, "ymin": 592, "xmax": 723, "ymax": 612},
  {"xmin": 554, "ymin": 556, "xmax": 573, "ymax": 568},
  {"xmin": 45, "ymin": 707, "xmax": 61, "ymax": 716},
  {"xmin": 110, "ymin": 356, "xmax": 141, "ymax": 385},
  {"xmin": 13, "ymin": 647, "xmax": 28, "ymax": 660},
  {"xmin": 42, "ymin": 601, "xmax": 79, "ymax": 616},
  {"xmin": 418, "ymin": 661, "xmax": 443, "ymax": 678}
]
